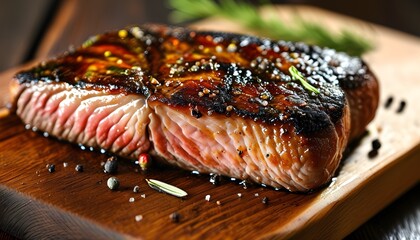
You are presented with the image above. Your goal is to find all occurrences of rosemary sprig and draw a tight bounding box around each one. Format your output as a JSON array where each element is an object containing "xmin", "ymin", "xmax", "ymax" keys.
[
  {"xmin": 168, "ymin": 0, "xmax": 373, "ymax": 56},
  {"xmin": 146, "ymin": 179, "xmax": 188, "ymax": 198},
  {"xmin": 288, "ymin": 66, "xmax": 320, "ymax": 94}
]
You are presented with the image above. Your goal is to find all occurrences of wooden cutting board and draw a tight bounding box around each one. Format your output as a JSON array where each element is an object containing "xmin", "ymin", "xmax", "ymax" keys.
[{"xmin": 1, "ymin": 5, "xmax": 419, "ymax": 240}]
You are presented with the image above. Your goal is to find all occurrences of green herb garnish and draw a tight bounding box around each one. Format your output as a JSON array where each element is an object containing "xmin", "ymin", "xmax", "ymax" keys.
[
  {"xmin": 82, "ymin": 35, "xmax": 98, "ymax": 48},
  {"xmin": 168, "ymin": 0, "xmax": 373, "ymax": 56},
  {"xmin": 146, "ymin": 179, "xmax": 188, "ymax": 198},
  {"xmin": 288, "ymin": 66, "xmax": 320, "ymax": 94}
]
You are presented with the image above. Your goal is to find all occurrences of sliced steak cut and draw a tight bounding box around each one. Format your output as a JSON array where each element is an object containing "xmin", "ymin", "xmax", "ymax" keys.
[{"xmin": 10, "ymin": 24, "xmax": 379, "ymax": 191}]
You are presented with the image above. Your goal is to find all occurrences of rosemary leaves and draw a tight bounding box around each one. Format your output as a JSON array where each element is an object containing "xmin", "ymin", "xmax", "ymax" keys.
[
  {"xmin": 168, "ymin": 0, "xmax": 373, "ymax": 56},
  {"xmin": 288, "ymin": 66, "xmax": 320, "ymax": 94},
  {"xmin": 146, "ymin": 179, "xmax": 188, "ymax": 198}
]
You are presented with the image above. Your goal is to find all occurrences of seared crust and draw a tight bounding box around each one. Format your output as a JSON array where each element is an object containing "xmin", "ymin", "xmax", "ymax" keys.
[{"xmin": 14, "ymin": 24, "xmax": 360, "ymax": 136}]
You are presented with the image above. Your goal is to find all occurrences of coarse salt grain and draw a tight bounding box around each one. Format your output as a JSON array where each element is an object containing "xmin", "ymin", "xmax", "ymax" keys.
[
  {"xmin": 135, "ymin": 215, "xmax": 143, "ymax": 222},
  {"xmin": 237, "ymin": 193, "xmax": 242, "ymax": 198},
  {"xmin": 129, "ymin": 197, "xmax": 135, "ymax": 203},
  {"xmin": 63, "ymin": 162, "xmax": 68, "ymax": 167},
  {"xmin": 141, "ymin": 194, "xmax": 146, "ymax": 198},
  {"xmin": 205, "ymin": 195, "xmax": 211, "ymax": 201}
]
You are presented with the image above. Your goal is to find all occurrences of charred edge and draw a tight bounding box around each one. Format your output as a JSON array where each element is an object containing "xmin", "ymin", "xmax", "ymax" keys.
[
  {"xmin": 288, "ymin": 107, "xmax": 333, "ymax": 135},
  {"xmin": 338, "ymin": 68, "xmax": 373, "ymax": 90},
  {"xmin": 16, "ymin": 24, "xmax": 357, "ymax": 137}
]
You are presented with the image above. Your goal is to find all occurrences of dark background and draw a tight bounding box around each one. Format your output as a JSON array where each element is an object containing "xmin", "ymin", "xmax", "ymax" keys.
[{"xmin": 0, "ymin": 0, "xmax": 419, "ymax": 239}]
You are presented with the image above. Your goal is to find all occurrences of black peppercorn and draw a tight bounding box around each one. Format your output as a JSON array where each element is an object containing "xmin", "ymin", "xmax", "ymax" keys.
[
  {"xmin": 104, "ymin": 156, "xmax": 118, "ymax": 173},
  {"xmin": 48, "ymin": 164, "xmax": 55, "ymax": 173},
  {"xmin": 397, "ymin": 100, "xmax": 406, "ymax": 113},
  {"xmin": 384, "ymin": 96, "xmax": 393, "ymax": 109},
  {"xmin": 371, "ymin": 139, "xmax": 381, "ymax": 150},
  {"xmin": 170, "ymin": 212, "xmax": 181, "ymax": 223},
  {"xmin": 191, "ymin": 108, "xmax": 202, "ymax": 118},
  {"xmin": 368, "ymin": 149, "xmax": 378, "ymax": 158}
]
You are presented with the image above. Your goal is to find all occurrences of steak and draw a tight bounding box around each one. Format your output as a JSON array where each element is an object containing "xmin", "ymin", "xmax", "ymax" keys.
[{"xmin": 10, "ymin": 24, "xmax": 379, "ymax": 192}]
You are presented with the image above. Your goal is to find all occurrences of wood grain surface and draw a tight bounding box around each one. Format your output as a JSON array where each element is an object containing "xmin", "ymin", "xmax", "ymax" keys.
[{"xmin": 0, "ymin": 3, "xmax": 419, "ymax": 240}]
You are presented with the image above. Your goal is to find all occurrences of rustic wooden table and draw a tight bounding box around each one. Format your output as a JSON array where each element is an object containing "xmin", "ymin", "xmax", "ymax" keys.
[{"xmin": 0, "ymin": 0, "xmax": 419, "ymax": 239}]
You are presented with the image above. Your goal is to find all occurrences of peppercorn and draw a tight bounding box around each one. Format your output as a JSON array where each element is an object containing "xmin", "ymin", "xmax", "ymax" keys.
[
  {"xmin": 372, "ymin": 139, "xmax": 381, "ymax": 150},
  {"xmin": 75, "ymin": 164, "xmax": 84, "ymax": 172},
  {"xmin": 384, "ymin": 96, "xmax": 393, "ymax": 108},
  {"xmin": 368, "ymin": 149, "xmax": 378, "ymax": 159},
  {"xmin": 48, "ymin": 164, "xmax": 55, "ymax": 173},
  {"xmin": 169, "ymin": 212, "xmax": 181, "ymax": 223},
  {"xmin": 191, "ymin": 108, "xmax": 202, "ymax": 118},
  {"xmin": 397, "ymin": 100, "xmax": 406, "ymax": 113},
  {"xmin": 104, "ymin": 156, "xmax": 118, "ymax": 173},
  {"xmin": 138, "ymin": 153, "xmax": 151, "ymax": 171},
  {"xmin": 107, "ymin": 177, "xmax": 120, "ymax": 190}
]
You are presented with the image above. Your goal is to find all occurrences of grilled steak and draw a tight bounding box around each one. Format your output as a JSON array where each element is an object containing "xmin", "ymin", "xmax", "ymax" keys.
[{"xmin": 10, "ymin": 24, "xmax": 379, "ymax": 191}]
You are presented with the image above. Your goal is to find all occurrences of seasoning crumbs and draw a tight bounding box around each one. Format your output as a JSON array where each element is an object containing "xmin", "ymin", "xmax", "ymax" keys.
[
  {"xmin": 135, "ymin": 215, "xmax": 143, "ymax": 222},
  {"xmin": 75, "ymin": 164, "xmax": 84, "ymax": 172},
  {"xmin": 262, "ymin": 197, "xmax": 269, "ymax": 204},
  {"xmin": 169, "ymin": 212, "xmax": 181, "ymax": 223},
  {"xmin": 209, "ymin": 174, "xmax": 222, "ymax": 185}
]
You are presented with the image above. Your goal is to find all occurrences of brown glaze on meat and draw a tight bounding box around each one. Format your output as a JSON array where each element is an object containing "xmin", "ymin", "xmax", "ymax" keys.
[
  {"xmin": 12, "ymin": 24, "xmax": 379, "ymax": 191},
  {"xmin": 15, "ymin": 24, "xmax": 356, "ymax": 136}
]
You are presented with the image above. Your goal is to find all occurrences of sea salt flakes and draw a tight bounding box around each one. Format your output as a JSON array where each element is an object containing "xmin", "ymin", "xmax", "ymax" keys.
[{"xmin": 205, "ymin": 195, "xmax": 211, "ymax": 201}]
